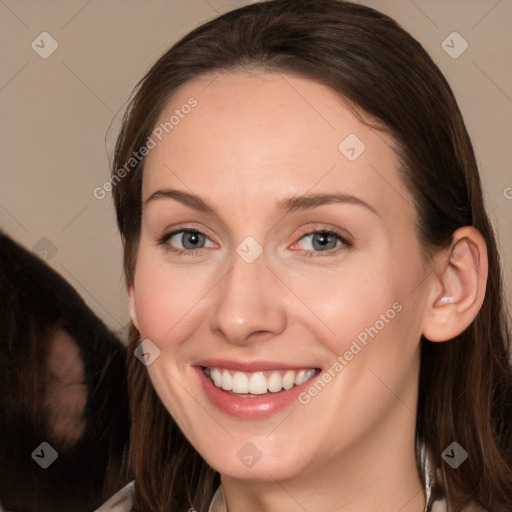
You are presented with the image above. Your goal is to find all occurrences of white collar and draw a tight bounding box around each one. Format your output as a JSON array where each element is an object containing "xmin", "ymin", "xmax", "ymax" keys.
[
  {"xmin": 207, "ymin": 485, "xmax": 448, "ymax": 512},
  {"xmin": 208, "ymin": 484, "xmax": 227, "ymax": 512},
  {"xmin": 95, "ymin": 481, "xmax": 451, "ymax": 512}
]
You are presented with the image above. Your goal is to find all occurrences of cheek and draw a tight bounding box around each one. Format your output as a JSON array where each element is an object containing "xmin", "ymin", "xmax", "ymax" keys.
[
  {"xmin": 291, "ymin": 249, "xmax": 425, "ymax": 359},
  {"xmin": 132, "ymin": 247, "xmax": 208, "ymax": 343},
  {"xmin": 288, "ymin": 258, "xmax": 399, "ymax": 345},
  {"xmin": 134, "ymin": 243, "xmax": 219, "ymax": 348}
]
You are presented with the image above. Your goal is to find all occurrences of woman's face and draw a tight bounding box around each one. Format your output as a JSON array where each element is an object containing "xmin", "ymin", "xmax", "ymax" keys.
[{"xmin": 129, "ymin": 71, "xmax": 432, "ymax": 482}]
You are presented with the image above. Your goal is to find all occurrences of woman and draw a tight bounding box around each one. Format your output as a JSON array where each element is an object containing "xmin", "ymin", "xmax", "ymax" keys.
[{"xmin": 100, "ymin": 0, "xmax": 512, "ymax": 510}]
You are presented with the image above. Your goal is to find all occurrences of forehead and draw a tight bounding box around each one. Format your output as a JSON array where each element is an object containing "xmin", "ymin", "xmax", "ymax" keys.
[{"xmin": 141, "ymin": 71, "xmax": 415, "ymax": 224}]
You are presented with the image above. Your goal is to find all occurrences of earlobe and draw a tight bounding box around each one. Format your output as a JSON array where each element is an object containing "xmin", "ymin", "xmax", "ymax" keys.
[
  {"xmin": 128, "ymin": 284, "xmax": 139, "ymax": 330},
  {"xmin": 422, "ymin": 227, "xmax": 488, "ymax": 342}
]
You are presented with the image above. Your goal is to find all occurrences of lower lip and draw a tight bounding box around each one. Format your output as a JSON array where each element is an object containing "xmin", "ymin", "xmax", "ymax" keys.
[{"xmin": 195, "ymin": 367, "xmax": 317, "ymax": 419}]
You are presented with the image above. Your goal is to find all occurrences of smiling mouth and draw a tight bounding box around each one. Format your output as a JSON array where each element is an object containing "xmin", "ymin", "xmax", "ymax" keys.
[{"xmin": 202, "ymin": 367, "xmax": 319, "ymax": 395}]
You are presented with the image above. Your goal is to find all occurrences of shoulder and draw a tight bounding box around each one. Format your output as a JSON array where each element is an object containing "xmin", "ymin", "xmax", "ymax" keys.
[{"xmin": 94, "ymin": 481, "xmax": 134, "ymax": 512}]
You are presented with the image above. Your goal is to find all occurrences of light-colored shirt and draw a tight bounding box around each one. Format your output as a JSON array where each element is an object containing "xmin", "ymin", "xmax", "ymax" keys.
[
  {"xmin": 94, "ymin": 481, "xmax": 450, "ymax": 512},
  {"xmin": 94, "ymin": 480, "xmax": 226, "ymax": 512}
]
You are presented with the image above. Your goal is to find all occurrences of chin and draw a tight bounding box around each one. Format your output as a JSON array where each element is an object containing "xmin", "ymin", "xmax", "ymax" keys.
[{"xmin": 199, "ymin": 436, "xmax": 311, "ymax": 482}]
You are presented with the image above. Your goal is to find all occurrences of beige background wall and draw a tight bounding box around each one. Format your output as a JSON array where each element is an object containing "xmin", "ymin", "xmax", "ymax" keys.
[{"xmin": 1, "ymin": 0, "xmax": 511, "ymax": 341}]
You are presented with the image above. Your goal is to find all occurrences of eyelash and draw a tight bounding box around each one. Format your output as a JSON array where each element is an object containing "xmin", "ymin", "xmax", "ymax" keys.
[{"xmin": 156, "ymin": 226, "xmax": 353, "ymax": 258}]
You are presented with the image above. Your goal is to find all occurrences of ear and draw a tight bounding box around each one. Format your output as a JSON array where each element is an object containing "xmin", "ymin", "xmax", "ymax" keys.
[
  {"xmin": 422, "ymin": 226, "xmax": 488, "ymax": 342},
  {"xmin": 128, "ymin": 283, "xmax": 139, "ymax": 330}
]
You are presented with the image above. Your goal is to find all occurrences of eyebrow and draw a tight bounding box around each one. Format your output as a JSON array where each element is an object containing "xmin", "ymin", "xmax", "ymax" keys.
[{"xmin": 144, "ymin": 189, "xmax": 380, "ymax": 217}]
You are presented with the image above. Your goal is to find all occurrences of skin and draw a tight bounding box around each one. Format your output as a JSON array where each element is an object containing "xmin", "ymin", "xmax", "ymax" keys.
[{"xmin": 129, "ymin": 71, "xmax": 487, "ymax": 512}]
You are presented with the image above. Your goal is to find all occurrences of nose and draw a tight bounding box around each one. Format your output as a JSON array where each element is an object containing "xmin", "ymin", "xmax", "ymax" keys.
[{"xmin": 208, "ymin": 246, "xmax": 287, "ymax": 346}]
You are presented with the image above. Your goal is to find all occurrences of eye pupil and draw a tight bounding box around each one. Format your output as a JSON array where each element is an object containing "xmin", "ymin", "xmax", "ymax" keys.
[
  {"xmin": 182, "ymin": 231, "xmax": 204, "ymax": 249},
  {"xmin": 313, "ymin": 232, "xmax": 336, "ymax": 251}
]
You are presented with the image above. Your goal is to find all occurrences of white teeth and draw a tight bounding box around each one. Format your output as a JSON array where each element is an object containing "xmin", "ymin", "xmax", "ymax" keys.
[
  {"xmin": 212, "ymin": 368, "xmax": 223, "ymax": 387},
  {"xmin": 295, "ymin": 369, "xmax": 306, "ymax": 385},
  {"xmin": 295, "ymin": 369, "xmax": 316, "ymax": 385},
  {"xmin": 248, "ymin": 372, "xmax": 267, "ymax": 394},
  {"xmin": 221, "ymin": 370, "xmax": 233, "ymax": 391},
  {"xmin": 267, "ymin": 371, "xmax": 283, "ymax": 392},
  {"xmin": 232, "ymin": 371, "xmax": 249, "ymax": 393},
  {"xmin": 282, "ymin": 370, "xmax": 295, "ymax": 390},
  {"xmin": 205, "ymin": 367, "xmax": 317, "ymax": 395}
]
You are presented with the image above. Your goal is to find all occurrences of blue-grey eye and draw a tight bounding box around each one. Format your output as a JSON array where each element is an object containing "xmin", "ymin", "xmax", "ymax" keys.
[
  {"xmin": 169, "ymin": 230, "xmax": 209, "ymax": 250},
  {"xmin": 297, "ymin": 231, "xmax": 342, "ymax": 252}
]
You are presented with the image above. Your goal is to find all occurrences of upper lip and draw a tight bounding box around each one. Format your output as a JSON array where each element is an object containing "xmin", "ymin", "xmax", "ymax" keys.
[{"xmin": 195, "ymin": 359, "xmax": 320, "ymax": 372}]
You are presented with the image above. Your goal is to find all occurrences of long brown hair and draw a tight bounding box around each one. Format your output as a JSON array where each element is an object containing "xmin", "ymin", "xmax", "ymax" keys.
[{"xmin": 111, "ymin": 1, "xmax": 512, "ymax": 510}]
